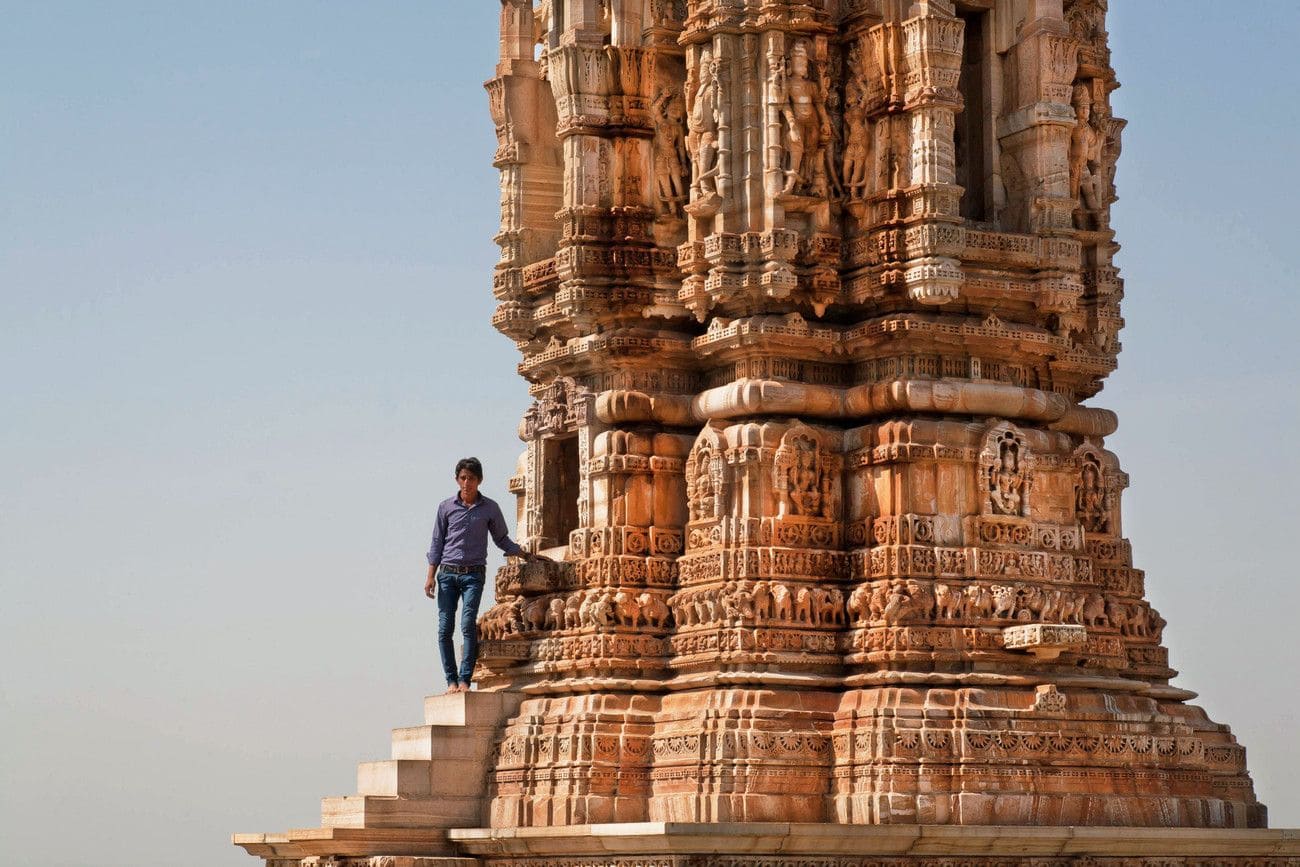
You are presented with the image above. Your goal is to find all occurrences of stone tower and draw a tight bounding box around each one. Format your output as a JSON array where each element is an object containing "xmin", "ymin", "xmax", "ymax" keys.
[{"xmin": 237, "ymin": 1, "xmax": 1300, "ymax": 864}]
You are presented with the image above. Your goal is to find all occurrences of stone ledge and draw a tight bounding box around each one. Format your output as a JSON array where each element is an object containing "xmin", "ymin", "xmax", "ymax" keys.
[
  {"xmin": 448, "ymin": 823, "xmax": 1300, "ymax": 857},
  {"xmin": 232, "ymin": 828, "xmax": 453, "ymax": 859}
]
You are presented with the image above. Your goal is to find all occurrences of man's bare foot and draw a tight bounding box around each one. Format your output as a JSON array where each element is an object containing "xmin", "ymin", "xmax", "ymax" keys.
[
  {"xmin": 444, "ymin": 684, "xmax": 461, "ymax": 695},
  {"xmin": 456, "ymin": 683, "xmax": 471, "ymax": 693}
]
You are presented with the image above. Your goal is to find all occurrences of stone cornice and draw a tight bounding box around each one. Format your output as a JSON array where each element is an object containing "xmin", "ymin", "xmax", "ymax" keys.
[{"xmin": 449, "ymin": 822, "xmax": 1300, "ymax": 857}]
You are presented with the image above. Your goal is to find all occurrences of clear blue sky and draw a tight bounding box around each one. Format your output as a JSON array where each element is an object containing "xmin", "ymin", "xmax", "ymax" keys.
[{"xmin": 2, "ymin": 4, "xmax": 1298, "ymax": 866}]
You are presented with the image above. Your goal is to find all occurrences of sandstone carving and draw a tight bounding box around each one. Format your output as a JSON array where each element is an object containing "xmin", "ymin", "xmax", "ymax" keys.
[{"xmin": 236, "ymin": 3, "xmax": 1291, "ymax": 866}]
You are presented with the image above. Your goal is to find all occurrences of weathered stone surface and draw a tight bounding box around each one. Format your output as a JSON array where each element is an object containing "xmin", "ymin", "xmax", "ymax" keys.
[{"xmin": 236, "ymin": 2, "xmax": 1293, "ymax": 865}]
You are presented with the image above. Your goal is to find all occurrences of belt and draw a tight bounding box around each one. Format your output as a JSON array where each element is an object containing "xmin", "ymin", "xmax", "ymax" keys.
[{"xmin": 441, "ymin": 563, "xmax": 485, "ymax": 575}]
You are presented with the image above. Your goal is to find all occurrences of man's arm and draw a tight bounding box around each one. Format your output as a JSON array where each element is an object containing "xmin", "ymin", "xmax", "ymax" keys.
[
  {"xmin": 487, "ymin": 500, "xmax": 530, "ymax": 559},
  {"xmin": 424, "ymin": 503, "xmax": 448, "ymax": 598}
]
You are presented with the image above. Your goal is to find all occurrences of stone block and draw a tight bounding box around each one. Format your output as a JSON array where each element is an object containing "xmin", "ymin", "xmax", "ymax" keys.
[
  {"xmin": 390, "ymin": 725, "xmax": 499, "ymax": 763},
  {"xmin": 320, "ymin": 794, "xmax": 484, "ymax": 830},
  {"xmin": 357, "ymin": 760, "xmax": 434, "ymax": 798},
  {"xmin": 423, "ymin": 689, "xmax": 523, "ymax": 728}
]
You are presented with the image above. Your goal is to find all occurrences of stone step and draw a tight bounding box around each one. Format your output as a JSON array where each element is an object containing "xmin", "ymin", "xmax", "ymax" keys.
[
  {"xmin": 320, "ymin": 794, "xmax": 484, "ymax": 830},
  {"xmin": 390, "ymin": 724, "xmax": 499, "ymax": 763},
  {"xmin": 357, "ymin": 758, "xmax": 490, "ymax": 797},
  {"xmin": 423, "ymin": 689, "xmax": 523, "ymax": 727}
]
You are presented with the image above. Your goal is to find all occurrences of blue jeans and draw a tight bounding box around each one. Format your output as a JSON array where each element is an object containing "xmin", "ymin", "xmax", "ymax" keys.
[{"xmin": 436, "ymin": 566, "xmax": 486, "ymax": 687}]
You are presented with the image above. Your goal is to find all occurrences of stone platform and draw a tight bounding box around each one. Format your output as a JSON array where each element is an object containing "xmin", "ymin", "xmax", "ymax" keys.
[{"xmin": 235, "ymin": 692, "xmax": 1300, "ymax": 867}]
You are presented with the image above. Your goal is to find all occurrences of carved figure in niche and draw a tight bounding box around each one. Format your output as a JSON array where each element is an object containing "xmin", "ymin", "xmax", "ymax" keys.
[
  {"xmin": 989, "ymin": 432, "xmax": 1026, "ymax": 516},
  {"xmin": 1070, "ymin": 83, "xmax": 1106, "ymax": 229},
  {"xmin": 687, "ymin": 446, "xmax": 717, "ymax": 521},
  {"xmin": 841, "ymin": 42, "xmax": 871, "ymax": 200},
  {"xmin": 651, "ymin": 85, "xmax": 689, "ymax": 215},
  {"xmin": 775, "ymin": 431, "xmax": 831, "ymax": 519},
  {"xmin": 1076, "ymin": 455, "xmax": 1110, "ymax": 533},
  {"xmin": 686, "ymin": 46, "xmax": 721, "ymax": 198},
  {"xmin": 779, "ymin": 40, "xmax": 832, "ymax": 195}
]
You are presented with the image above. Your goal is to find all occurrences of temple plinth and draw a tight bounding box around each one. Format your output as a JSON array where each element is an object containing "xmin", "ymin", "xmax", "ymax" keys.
[{"xmin": 236, "ymin": 2, "xmax": 1300, "ymax": 865}]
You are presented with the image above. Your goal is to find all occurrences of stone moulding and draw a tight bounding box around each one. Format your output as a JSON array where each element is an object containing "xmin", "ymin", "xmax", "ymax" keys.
[
  {"xmin": 594, "ymin": 380, "xmax": 1119, "ymax": 435},
  {"xmin": 448, "ymin": 822, "xmax": 1300, "ymax": 858}
]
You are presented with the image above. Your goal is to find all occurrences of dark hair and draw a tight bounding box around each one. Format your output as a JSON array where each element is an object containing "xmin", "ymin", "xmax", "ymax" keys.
[{"xmin": 454, "ymin": 457, "xmax": 483, "ymax": 481}]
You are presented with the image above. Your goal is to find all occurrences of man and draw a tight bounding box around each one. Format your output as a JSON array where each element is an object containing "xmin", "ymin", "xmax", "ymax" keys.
[{"xmin": 424, "ymin": 457, "xmax": 536, "ymax": 693}]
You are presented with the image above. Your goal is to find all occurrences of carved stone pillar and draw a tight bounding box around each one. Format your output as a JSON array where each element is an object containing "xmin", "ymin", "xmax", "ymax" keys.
[
  {"xmin": 996, "ymin": 0, "xmax": 1078, "ymax": 235},
  {"xmin": 488, "ymin": 0, "xmax": 563, "ymax": 345},
  {"xmin": 898, "ymin": 0, "xmax": 964, "ymax": 305}
]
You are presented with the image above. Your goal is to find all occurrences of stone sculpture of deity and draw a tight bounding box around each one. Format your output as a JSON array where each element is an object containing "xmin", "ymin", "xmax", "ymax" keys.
[
  {"xmin": 776, "ymin": 433, "xmax": 829, "ymax": 519},
  {"xmin": 687, "ymin": 47, "xmax": 721, "ymax": 198},
  {"xmin": 1076, "ymin": 457, "xmax": 1110, "ymax": 533},
  {"xmin": 779, "ymin": 40, "xmax": 831, "ymax": 196},
  {"xmin": 651, "ymin": 85, "xmax": 689, "ymax": 215},
  {"xmin": 989, "ymin": 435, "xmax": 1026, "ymax": 516},
  {"xmin": 689, "ymin": 447, "xmax": 716, "ymax": 521},
  {"xmin": 1070, "ymin": 83, "xmax": 1106, "ymax": 228},
  {"xmin": 841, "ymin": 42, "xmax": 871, "ymax": 200}
]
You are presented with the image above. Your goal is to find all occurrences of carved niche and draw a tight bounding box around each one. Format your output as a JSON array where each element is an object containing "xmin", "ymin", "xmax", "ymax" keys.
[
  {"xmin": 523, "ymin": 375, "xmax": 588, "ymax": 439},
  {"xmin": 1072, "ymin": 444, "xmax": 1120, "ymax": 535},
  {"xmin": 1068, "ymin": 81, "xmax": 1107, "ymax": 230},
  {"xmin": 522, "ymin": 376, "xmax": 593, "ymax": 550},
  {"xmin": 684, "ymin": 42, "xmax": 721, "ymax": 203},
  {"xmin": 776, "ymin": 38, "xmax": 834, "ymax": 198},
  {"xmin": 650, "ymin": 58, "xmax": 689, "ymax": 217},
  {"xmin": 685, "ymin": 424, "xmax": 726, "ymax": 530},
  {"xmin": 979, "ymin": 424, "xmax": 1034, "ymax": 518},
  {"xmin": 773, "ymin": 425, "xmax": 837, "ymax": 521}
]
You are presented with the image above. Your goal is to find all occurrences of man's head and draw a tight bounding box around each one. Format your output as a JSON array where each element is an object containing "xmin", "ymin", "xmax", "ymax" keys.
[{"xmin": 454, "ymin": 457, "xmax": 483, "ymax": 503}]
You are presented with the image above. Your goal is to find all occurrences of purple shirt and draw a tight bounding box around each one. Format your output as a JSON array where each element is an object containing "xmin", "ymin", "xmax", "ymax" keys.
[{"xmin": 426, "ymin": 493, "xmax": 523, "ymax": 567}]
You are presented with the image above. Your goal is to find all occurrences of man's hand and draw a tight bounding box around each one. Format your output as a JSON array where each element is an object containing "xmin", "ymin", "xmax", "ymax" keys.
[{"xmin": 424, "ymin": 563, "xmax": 437, "ymax": 599}]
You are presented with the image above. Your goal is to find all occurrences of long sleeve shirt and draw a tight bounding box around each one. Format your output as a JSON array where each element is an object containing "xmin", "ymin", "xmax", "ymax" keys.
[{"xmin": 425, "ymin": 493, "xmax": 523, "ymax": 567}]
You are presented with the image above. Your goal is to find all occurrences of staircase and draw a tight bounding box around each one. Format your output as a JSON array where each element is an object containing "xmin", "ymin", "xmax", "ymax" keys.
[{"xmin": 234, "ymin": 690, "xmax": 521, "ymax": 863}]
